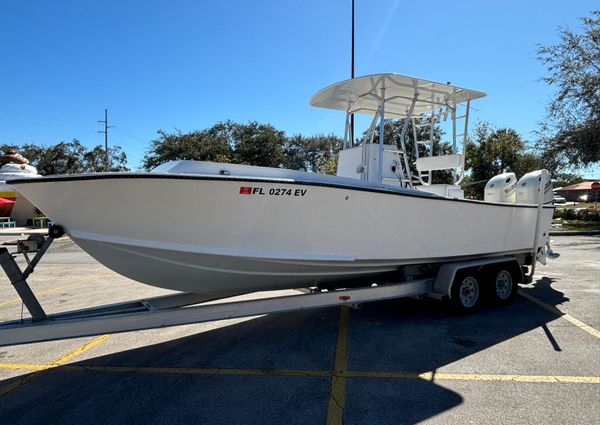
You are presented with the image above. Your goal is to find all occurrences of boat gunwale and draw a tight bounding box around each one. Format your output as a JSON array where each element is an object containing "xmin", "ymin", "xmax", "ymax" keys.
[{"xmin": 10, "ymin": 173, "xmax": 555, "ymax": 210}]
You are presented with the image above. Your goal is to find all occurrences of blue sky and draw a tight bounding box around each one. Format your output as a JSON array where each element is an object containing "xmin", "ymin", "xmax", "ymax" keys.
[{"xmin": 0, "ymin": 0, "xmax": 598, "ymax": 176}]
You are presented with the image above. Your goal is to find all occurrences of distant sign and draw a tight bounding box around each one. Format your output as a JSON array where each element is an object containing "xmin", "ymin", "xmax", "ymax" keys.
[{"xmin": 592, "ymin": 181, "xmax": 600, "ymax": 191}]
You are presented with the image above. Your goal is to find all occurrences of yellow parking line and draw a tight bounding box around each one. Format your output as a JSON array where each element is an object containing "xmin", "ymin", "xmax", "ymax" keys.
[
  {"xmin": 50, "ymin": 334, "xmax": 111, "ymax": 365},
  {"xmin": 519, "ymin": 290, "xmax": 600, "ymax": 339},
  {"xmin": 2, "ymin": 362, "xmax": 598, "ymax": 384},
  {"xmin": 0, "ymin": 278, "xmax": 97, "ymax": 308},
  {"xmin": 326, "ymin": 306, "xmax": 351, "ymax": 425},
  {"xmin": 63, "ymin": 365, "xmax": 332, "ymax": 377},
  {"xmin": 1, "ymin": 289, "xmax": 598, "ymax": 402},
  {"xmin": 346, "ymin": 371, "xmax": 600, "ymax": 384},
  {"xmin": 0, "ymin": 363, "xmax": 600, "ymax": 384},
  {"xmin": 560, "ymin": 315, "xmax": 600, "ymax": 340},
  {"xmin": 0, "ymin": 334, "xmax": 111, "ymax": 398},
  {"xmin": 0, "ymin": 362, "xmax": 331, "ymax": 377},
  {"xmin": 0, "ymin": 363, "xmax": 50, "ymax": 371}
]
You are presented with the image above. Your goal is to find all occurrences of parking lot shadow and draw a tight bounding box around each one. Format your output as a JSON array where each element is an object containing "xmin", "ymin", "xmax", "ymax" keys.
[
  {"xmin": 524, "ymin": 276, "xmax": 569, "ymax": 306},
  {"xmin": 0, "ymin": 284, "xmax": 564, "ymax": 425}
]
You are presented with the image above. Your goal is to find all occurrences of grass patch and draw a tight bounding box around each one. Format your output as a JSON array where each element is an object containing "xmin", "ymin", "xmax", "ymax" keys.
[
  {"xmin": 555, "ymin": 202, "xmax": 599, "ymax": 210},
  {"xmin": 552, "ymin": 219, "xmax": 600, "ymax": 232}
]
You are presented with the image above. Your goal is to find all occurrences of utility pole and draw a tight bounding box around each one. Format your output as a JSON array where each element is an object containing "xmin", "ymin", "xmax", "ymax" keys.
[
  {"xmin": 350, "ymin": 0, "xmax": 355, "ymax": 145},
  {"xmin": 97, "ymin": 109, "xmax": 115, "ymax": 170}
]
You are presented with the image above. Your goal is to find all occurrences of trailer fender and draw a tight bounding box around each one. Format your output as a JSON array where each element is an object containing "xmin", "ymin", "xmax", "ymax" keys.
[{"xmin": 433, "ymin": 256, "xmax": 518, "ymax": 298}]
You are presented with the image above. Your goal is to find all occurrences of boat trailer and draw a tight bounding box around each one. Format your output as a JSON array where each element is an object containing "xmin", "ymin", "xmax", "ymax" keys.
[{"xmin": 0, "ymin": 228, "xmax": 527, "ymax": 347}]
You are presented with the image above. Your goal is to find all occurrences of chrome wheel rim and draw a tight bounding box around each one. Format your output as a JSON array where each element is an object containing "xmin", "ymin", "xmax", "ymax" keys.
[
  {"xmin": 459, "ymin": 276, "xmax": 479, "ymax": 308},
  {"xmin": 495, "ymin": 270, "xmax": 513, "ymax": 300}
]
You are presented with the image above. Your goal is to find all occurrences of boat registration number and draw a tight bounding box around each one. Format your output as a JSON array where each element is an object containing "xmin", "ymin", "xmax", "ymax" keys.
[{"xmin": 239, "ymin": 186, "xmax": 307, "ymax": 197}]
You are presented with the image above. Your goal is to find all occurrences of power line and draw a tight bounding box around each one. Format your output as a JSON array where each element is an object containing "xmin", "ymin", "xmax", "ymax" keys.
[
  {"xmin": 0, "ymin": 104, "xmax": 92, "ymax": 128},
  {"xmin": 0, "ymin": 116, "xmax": 95, "ymax": 134},
  {"xmin": 0, "ymin": 134, "xmax": 52, "ymax": 145},
  {"xmin": 112, "ymin": 126, "xmax": 148, "ymax": 144},
  {"xmin": 108, "ymin": 135, "xmax": 145, "ymax": 153}
]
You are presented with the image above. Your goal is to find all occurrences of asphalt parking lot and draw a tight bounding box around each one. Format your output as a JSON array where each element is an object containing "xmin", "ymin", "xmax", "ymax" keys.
[{"xmin": 0, "ymin": 234, "xmax": 598, "ymax": 424}]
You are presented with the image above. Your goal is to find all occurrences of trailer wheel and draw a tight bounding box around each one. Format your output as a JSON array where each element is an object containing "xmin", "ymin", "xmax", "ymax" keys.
[
  {"xmin": 489, "ymin": 267, "xmax": 518, "ymax": 305},
  {"xmin": 48, "ymin": 225, "xmax": 65, "ymax": 239},
  {"xmin": 450, "ymin": 271, "xmax": 481, "ymax": 313}
]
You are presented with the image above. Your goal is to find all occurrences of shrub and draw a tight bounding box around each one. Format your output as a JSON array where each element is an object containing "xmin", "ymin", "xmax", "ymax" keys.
[{"xmin": 553, "ymin": 208, "xmax": 600, "ymax": 221}]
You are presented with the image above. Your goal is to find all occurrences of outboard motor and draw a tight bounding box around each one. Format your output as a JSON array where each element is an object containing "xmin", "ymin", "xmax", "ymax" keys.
[
  {"xmin": 516, "ymin": 170, "xmax": 553, "ymax": 204},
  {"xmin": 484, "ymin": 172, "xmax": 517, "ymax": 203}
]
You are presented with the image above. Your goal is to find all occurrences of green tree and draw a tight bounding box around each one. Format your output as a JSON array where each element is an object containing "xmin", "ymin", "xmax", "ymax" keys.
[
  {"xmin": 82, "ymin": 146, "xmax": 129, "ymax": 172},
  {"xmin": 21, "ymin": 140, "xmax": 86, "ymax": 175},
  {"xmin": 232, "ymin": 122, "xmax": 286, "ymax": 167},
  {"xmin": 2, "ymin": 140, "xmax": 128, "ymax": 175},
  {"xmin": 466, "ymin": 123, "xmax": 524, "ymax": 178},
  {"xmin": 318, "ymin": 156, "xmax": 338, "ymax": 175},
  {"xmin": 143, "ymin": 123, "xmax": 234, "ymax": 170},
  {"xmin": 511, "ymin": 152, "xmax": 544, "ymax": 180},
  {"xmin": 143, "ymin": 121, "xmax": 288, "ymax": 170},
  {"xmin": 464, "ymin": 123, "xmax": 548, "ymax": 198},
  {"xmin": 552, "ymin": 172, "xmax": 584, "ymax": 188},
  {"xmin": 536, "ymin": 10, "xmax": 600, "ymax": 168},
  {"xmin": 283, "ymin": 134, "xmax": 342, "ymax": 174}
]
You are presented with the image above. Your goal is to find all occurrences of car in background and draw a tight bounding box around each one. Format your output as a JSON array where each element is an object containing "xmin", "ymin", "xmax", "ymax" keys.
[{"xmin": 553, "ymin": 195, "xmax": 567, "ymax": 204}]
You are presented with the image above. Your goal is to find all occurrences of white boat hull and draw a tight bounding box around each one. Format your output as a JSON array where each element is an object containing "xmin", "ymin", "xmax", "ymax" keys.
[{"xmin": 12, "ymin": 174, "xmax": 553, "ymax": 294}]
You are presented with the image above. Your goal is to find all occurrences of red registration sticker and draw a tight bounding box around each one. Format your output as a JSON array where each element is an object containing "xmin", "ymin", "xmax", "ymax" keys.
[{"xmin": 239, "ymin": 186, "xmax": 252, "ymax": 194}]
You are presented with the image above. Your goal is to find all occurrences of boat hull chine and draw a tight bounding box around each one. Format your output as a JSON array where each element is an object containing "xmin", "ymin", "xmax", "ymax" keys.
[{"xmin": 73, "ymin": 236, "xmax": 534, "ymax": 294}]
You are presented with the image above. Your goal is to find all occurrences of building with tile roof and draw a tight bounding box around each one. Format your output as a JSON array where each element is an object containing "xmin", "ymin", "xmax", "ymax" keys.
[{"xmin": 555, "ymin": 181, "xmax": 600, "ymax": 202}]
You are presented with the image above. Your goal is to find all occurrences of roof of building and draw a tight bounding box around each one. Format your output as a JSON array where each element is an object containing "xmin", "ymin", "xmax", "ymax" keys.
[{"xmin": 559, "ymin": 181, "xmax": 599, "ymax": 191}]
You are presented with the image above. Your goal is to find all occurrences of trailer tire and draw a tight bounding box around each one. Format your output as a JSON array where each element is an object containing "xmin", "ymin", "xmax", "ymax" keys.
[
  {"xmin": 488, "ymin": 266, "xmax": 519, "ymax": 306},
  {"xmin": 450, "ymin": 270, "xmax": 481, "ymax": 313},
  {"xmin": 48, "ymin": 225, "xmax": 65, "ymax": 239}
]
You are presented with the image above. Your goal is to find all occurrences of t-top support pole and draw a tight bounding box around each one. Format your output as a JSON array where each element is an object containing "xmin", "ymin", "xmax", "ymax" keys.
[
  {"xmin": 529, "ymin": 170, "xmax": 547, "ymax": 280},
  {"xmin": 378, "ymin": 87, "xmax": 386, "ymax": 185},
  {"xmin": 399, "ymin": 95, "xmax": 418, "ymax": 188}
]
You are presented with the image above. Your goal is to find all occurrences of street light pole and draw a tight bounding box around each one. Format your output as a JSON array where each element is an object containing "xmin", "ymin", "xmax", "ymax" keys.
[{"xmin": 350, "ymin": 0, "xmax": 355, "ymax": 146}]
